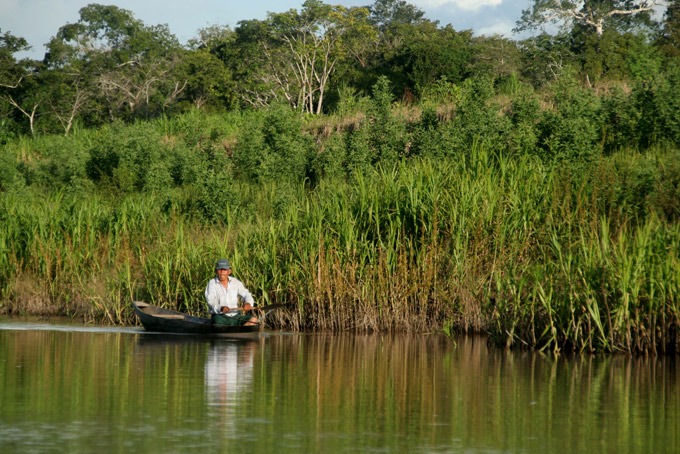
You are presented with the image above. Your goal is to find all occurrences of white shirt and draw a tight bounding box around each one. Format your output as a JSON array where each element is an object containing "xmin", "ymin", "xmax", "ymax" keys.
[{"xmin": 204, "ymin": 276, "xmax": 255, "ymax": 315}]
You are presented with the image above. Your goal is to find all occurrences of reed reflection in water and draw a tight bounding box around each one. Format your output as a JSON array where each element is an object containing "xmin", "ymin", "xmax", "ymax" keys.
[{"xmin": 0, "ymin": 324, "xmax": 678, "ymax": 453}]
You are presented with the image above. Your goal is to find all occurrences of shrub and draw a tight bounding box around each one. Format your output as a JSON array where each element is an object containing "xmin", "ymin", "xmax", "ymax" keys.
[
  {"xmin": 409, "ymin": 106, "xmax": 449, "ymax": 158},
  {"xmin": 444, "ymin": 77, "xmax": 510, "ymax": 155},
  {"xmin": 367, "ymin": 77, "xmax": 408, "ymax": 163},
  {"xmin": 601, "ymin": 85, "xmax": 641, "ymax": 153},
  {"xmin": 633, "ymin": 63, "xmax": 680, "ymax": 148},
  {"xmin": 505, "ymin": 88, "xmax": 541, "ymax": 155},
  {"xmin": 0, "ymin": 149, "xmax": 20, "ymax": 191},
  {"xmin": 535, "ymin": 71, "xmax": 602, "ymax": 162},
  {"xmin": 233, "ymin": 104, "xmax": 313, "ymax": 184}
]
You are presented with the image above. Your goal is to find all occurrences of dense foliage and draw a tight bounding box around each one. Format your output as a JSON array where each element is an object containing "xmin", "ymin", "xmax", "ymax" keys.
[
  {"xmin": 1, "ymin": 0, "xmax": 676, "ymax": 136},
  {"xmin": 0, "ymin": 0, "xmax": 678, "ymax": 354}
]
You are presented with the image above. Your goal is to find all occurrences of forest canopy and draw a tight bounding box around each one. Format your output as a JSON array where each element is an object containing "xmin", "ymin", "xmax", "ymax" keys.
[{"xmin": 0, "ymin": 0, "xmax": 677, "ymax": 138}]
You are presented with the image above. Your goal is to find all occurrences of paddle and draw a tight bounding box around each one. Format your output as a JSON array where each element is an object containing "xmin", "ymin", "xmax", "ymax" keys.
[
  {"xmin": 255, "ymin": 303, "xmax": 287, "ymax": 314},
  {"xmin": 249, "ymin": 303, "xmax": 289, "ymax": 323},
  {"xmin": 209, "ymin": 303, "xmax": 289, "ymax": 325},
  {"xmin": 215, "ymin": 303, "xmax": 285, "ymax": 314}
]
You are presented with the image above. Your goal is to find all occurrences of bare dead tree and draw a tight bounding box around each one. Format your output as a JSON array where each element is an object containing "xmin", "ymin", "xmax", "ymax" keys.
[
  {"xmin": 162, "ymin": 80, "xmax": 187, "ymax": 108},
  {"xmin": 277, "ymin": 19, "xmax": 341, "ymax": 114},
  {"xmin": 568, "ymin": 1, "xmax": 663, "ymax": 36},
  {"xmin": 49, "ymin": 88, "xmax": 88, "ymax": 136},
  {"xmin": 516, "ymin": 0, "xmax": 667, "ymax": 37},
  {"xmin": 0, "ymin": 76, "xmax": 23, "ymax": 88},
  {"xmin": 97, "ymin": 58, "xmax": 185, "ymax": 115},
  {"xmin": 6, "ymin": 95, "xmax": 39, "ymax": 135}
]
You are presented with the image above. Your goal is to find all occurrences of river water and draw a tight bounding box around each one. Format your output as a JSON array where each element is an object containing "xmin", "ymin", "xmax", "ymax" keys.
[{"xmin": 0, "ymin": 319, "xmax": 678, "ymax": 453}]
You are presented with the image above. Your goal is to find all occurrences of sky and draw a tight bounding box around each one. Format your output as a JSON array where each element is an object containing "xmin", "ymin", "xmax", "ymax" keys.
[{"xmin": 1, "ymin": 0, "xmax": 532, "ymax": 59}]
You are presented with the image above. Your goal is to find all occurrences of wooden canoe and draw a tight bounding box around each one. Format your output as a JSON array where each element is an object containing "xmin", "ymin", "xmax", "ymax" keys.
[{"xmin": 132, "ymin": 300, "xmax": 265, "ymax": 338}]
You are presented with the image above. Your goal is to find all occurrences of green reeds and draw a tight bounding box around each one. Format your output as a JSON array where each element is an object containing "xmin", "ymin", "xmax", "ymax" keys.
[{"xmin": 0, "ymin": 145, "xmax": 678, "ymax": 353}]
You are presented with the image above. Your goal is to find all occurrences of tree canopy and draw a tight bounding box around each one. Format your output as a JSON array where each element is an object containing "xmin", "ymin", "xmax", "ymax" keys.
[
  {"xmin": 515, "ymin": 0, "xmax": 666, "ymax": 36},
  {"xmin": 0, "ymin": 0, "xmax": 678, "ymax": 137}
]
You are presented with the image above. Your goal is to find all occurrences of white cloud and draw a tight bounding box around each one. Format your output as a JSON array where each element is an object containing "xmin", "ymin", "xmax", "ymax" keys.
[
  {"xmin": 476, "ymin": 21, "xmax": 514, "ymax": 37},
  {"xmin": 415, "ymin": 0, "xmax": 504, "ymax": 11}
]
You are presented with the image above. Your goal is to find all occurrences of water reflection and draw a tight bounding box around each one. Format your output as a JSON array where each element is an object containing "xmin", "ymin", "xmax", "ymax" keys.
[
  {"xmin": 205, "ymin": 340, "xmax": 257, "ymax": 409},
  {"xmin": 0, "ymin": 325, "xmax": 678, "ymax": 453}
]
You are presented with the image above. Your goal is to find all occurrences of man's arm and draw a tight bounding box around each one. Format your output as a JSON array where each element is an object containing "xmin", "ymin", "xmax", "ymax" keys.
[
  {"xmin": 204, "ymin": 279, "xmax": 221, "ymax": 314},
  {"xmin": 236, "ymin": 280, "xmax": 255, "ymax": 308}
]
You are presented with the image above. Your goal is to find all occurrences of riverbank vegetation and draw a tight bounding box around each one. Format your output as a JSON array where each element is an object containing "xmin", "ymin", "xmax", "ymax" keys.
[{"xmin": 1, "ymin": 1, "xmax": 679, "ymax": 354}]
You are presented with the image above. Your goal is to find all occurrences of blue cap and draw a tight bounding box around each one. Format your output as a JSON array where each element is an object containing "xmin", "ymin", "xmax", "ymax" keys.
[{"xmin": 215, "ymin": 259, "xmax": 231, "ymax": 270}]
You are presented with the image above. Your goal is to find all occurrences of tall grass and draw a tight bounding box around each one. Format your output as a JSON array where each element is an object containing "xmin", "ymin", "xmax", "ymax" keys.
[{"xmin": 0, "ymin": 145, "xmax": 678, "ymax": 354}]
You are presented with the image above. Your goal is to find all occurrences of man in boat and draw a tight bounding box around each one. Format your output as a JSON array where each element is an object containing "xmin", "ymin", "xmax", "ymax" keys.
[{"xmin": 205, "ymin": 259, "xmax": 259, "ymax": 326}]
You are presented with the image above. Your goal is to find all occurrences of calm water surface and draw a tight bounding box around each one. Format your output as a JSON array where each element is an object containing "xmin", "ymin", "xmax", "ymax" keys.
[{"xmin": 0, "ymin": 319, "xmax": 678, "ymax": 453}]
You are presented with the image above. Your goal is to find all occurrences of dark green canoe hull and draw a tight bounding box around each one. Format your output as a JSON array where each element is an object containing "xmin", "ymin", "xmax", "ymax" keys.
[{"xmin": 132, "ymin": 301, "xmax": 263, "ymax": 338}]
